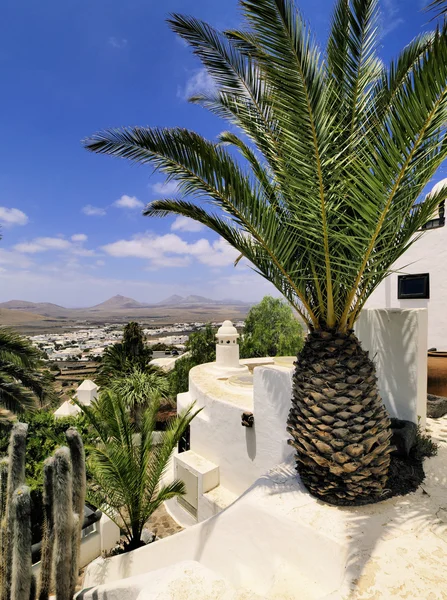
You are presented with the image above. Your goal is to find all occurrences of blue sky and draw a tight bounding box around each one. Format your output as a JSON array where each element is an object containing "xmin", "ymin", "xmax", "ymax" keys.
[{"xmin": 0, "ymin": 0, "xmax": 445, "ymax": 307}]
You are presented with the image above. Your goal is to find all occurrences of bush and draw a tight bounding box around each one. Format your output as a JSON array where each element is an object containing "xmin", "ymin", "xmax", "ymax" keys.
[
  {"xmin": 240, "ymin": 296, "xmax": 304, "ymax": 358},
  {"xmin": 413, "ymin": 424, "xmax": 439, "ymax": 461},
  {"xmin": 169, "ymin": 325, "xmax": 216, "ymax": 396}
]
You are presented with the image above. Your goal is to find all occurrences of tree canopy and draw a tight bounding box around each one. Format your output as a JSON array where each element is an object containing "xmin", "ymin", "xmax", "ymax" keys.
[{"xmin": 240, "ymin": 296, "xmax": 303, "ymax": 358}]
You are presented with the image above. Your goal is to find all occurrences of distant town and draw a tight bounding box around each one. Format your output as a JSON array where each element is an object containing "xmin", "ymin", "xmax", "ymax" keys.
[{"xmin": 28, "ymin": 320, "xmax": 245, "ymax": 362}]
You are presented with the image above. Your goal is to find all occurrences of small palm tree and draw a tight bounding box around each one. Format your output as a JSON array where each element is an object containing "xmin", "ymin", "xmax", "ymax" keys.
[
  {"xmin": 0, "ymin": 327, "xmax": 52, "ymax": 422},
  {"xmin": 77, "ymin": 390, "xmax": 200, "ymax": 550},
  {"xmin": 84, "ymin": 0, "xmax": 447, "ymax": 504},
  {"xmin": 107, "ymin": 367, "xmax": 171, "ymax": 427}
]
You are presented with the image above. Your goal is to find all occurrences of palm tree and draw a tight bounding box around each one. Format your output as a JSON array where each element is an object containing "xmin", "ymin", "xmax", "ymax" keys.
[
  {"xmin": 107, "ymin": 367, "xmax": 171, "ymax": 427},
  {"xmin": 0, "ymin": 327, "xmax": 52, "ymax": 422},
  {"xmin": 84, "ymin": 0, "xmax": 447, "ymax": 504},
  {"xmin": 95, "ymin": 322, "xmax": 153, "ymax": 385},
  {"xmin": 77, "ymin": 390, "xmax": 200, "ymax": 550}
]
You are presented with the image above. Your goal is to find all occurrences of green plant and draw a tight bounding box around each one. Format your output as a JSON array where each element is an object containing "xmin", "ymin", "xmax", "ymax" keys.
[
  {"xmin": 0, "ymin": 327, "xmax": 55, "ymax": 422},
  {"xmin": 84, "ymin": 0, "xmax": 447, "ymax": 504},
  {"xmin": 106, "ymin": 367, "xmax": 171, "ymax": 428},
  {"xmin": 0, "ymin": 423, "xmax": 85, "ymax": 600},
  {"xmin": 96, "ymin": 322, "xmax": 153, "ymax": 386},
  {"xmin": 169, "ymin": 324, "xmax": 216, "ymax": 396},
  {"xmin": 77, "ymin": 389, "xmax": 200, "ymax": 550},
  {"xmin": 413, "ymin": 424, "xmax": 439, "ymax": 461},
  {"xmin": 240, "ymin": 296, "xmax": 303, "ymax": 358}
]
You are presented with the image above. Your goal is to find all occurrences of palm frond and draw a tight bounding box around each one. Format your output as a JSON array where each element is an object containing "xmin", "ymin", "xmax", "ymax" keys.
[{"xmin": 84, "ymin": 0, "xmax": 447, "ymax": 333}]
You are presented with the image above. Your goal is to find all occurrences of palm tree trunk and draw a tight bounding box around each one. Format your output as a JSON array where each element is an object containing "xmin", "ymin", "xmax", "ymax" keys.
[{"xmin": 287, "ymin": 330, "xmax": 392, "ymax": 504}]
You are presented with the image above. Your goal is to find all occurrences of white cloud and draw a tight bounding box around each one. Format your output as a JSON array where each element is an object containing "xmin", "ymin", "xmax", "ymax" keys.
[
  {"xmin": 14, "ymin": 237, "xmax": 72, "ymax": 254},
  {"xmin": 0, "ymin": 248, "xmax": 33, "ymax": 269},
  {"xmin": 101, "ymin": 233, "xmax": 238, "ymax": 269},
  {"xmin": 13, "ymin": 234, "xmax": 95, "ymax": 257},
  {"xmin": 113, "ymin": 195, "xmax": 144, "ymax": 210},
  {"xmin": 109, "ymin": 37, "xmax": 127, "ymax": 49},
  {"xmin": 82, "ymin": 205, "xmax": 106, "ymax": 217},
  {"xmin": 150, "ymin": 181, "xmax": 179, "ymax": 195},
  {"xmin": 171, "ymin": 216, "xmax": 203, "ymax": 233},
  {"xmin": 0, "ymin": 207, "xmax": 29, "ymax": 227},
  {"xmin": 177, "ymin": 68, "xmax": 214, "ymax": 101},
  {"xmin": 96, "ymin": 260, "xmax": 105, "ymax": 266}
]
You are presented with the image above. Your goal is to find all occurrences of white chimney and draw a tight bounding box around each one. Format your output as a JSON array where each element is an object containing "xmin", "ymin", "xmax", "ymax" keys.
[{"xmin": 215, "ymin": 320, "xmax": 247, "ymax": 373}]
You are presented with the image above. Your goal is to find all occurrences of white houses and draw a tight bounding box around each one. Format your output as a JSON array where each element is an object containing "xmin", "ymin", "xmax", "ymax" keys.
[
  {"xmin": 366, "ymin": 178, "xmax": 447, "ymax": 350},
  {"xmin": 54, "ymin": 379, "xmax": 98, "ymax": 419}
]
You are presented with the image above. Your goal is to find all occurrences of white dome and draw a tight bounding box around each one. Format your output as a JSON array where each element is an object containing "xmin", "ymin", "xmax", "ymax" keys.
[{"xmin": 216, "ymin": 320, "xmax": 238, "ymax": 337}]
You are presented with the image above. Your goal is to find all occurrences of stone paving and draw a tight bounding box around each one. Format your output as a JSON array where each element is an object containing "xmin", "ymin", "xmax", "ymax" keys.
[{"xmin": 145, "ymin": 504, "xmax": 183, "ymax": 538}]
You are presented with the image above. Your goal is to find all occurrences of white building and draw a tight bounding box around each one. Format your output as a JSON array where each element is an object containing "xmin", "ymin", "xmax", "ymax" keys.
[
  {"xmin": 367, "ymin": 178, "xmax": 447, "ymax": 349},
  {"xmin": 54, "ymin": 379, "xmax": 98, "ymax": 419},
  {"xmin": 169, "ymin": 313, "xmax": 427, "ymax": 525},
  {"xmin": 81, "ymin": 309, "xmax": 446, "ymax": 600}
]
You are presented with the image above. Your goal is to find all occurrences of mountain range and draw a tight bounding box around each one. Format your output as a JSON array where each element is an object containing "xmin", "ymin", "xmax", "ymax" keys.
[{"xmin": 0, "ymin": 294, "xmax": 250, "ymax": 316}]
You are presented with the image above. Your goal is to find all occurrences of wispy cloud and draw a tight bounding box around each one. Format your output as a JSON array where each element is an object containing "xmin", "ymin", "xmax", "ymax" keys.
[
  {"xmin": 102, "ymin": 233, "xmax": 238, "ymax": 269},
  {"xmin": 113, "ymin": 195, "xmax": 144, "ymax": 210},
  {"xmin": 0, "ymin": 248, "xmax": 33, "ymax": 269},
  {"xmin": 171, "ymin": 216, "xmax": 203, "ymax": 233},
  {"xmin": 71, "ymin": 233, "xmax": 87, "ymax": 242},
  {"xmin": 108, "ymin": 37, "xmax": 128, "ymax": 49},
  {"xmin": 82, "ymin": 205, "xmax": 106, "ymax": 217},
  {"xmin": 150, "ymin": 181, "xmax": 179, "ymax": 196},
  {"xmin": 177, "ymin": 68, "xmax": 214, "ymax": 101},
  {"xmin": 14, "ymin": 234, "xmax": 93, "ymax": 256},
  {"xmin": 0, "ymin": 207, "xmax": 29, "ymax": 227},
  {"xmin": 14, "ymin": 237, "xmax": 72, "ymax": 254},
  {"xmin": 381, "ymin": 0, "xmax": 404, "ymax": 37}
]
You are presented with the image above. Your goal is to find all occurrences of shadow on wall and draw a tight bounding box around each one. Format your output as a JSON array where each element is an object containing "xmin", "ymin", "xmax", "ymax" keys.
[
  {"xmin": 245, "ymin": 426, "xmax": 256, "ymax": 461},
  {"xmin": 355, "ymin": 309, "xmax": 426, "ymax": 423}
]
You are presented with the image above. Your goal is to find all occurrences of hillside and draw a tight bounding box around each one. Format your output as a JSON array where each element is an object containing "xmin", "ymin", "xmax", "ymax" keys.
[
  {"xmin": 0, "ymin": 300, "xmax": 67, "ymax": 317},
  {"xmin": 88, "ymin": 295, "xmax": 149, "ymax": 311},
  {"xmin": 0, "ymin": 308, "xmax": 47, "ymax": 325}
]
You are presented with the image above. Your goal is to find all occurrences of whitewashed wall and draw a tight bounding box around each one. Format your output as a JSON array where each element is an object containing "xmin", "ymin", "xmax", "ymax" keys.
[
  {"xmin": 356, "ymin": 308, "xmax": 428, "ymax": 425},
  {"xmin": 366, "ymin": 224, "xmax": 446, "ymax": 349},
  {"xmin": 178, "ymin": 363, "xmax": 294, "ymax": 498},
  {"xmin": 32, "ymin": 514, "xmax": 120, "ymax": 577}
]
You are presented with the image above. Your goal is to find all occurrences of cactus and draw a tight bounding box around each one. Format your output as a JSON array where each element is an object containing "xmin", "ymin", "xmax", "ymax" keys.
[
  {"xmin": 0, "ymin": 457, "xmax": 8, "ymax": 590},
  {"xmin": 52, "ymin": 447, "xmax": 74, "ymax": 600},
  {"xmin": 65, "ymin": 428, "xmax": 86, "ymax": 598},
  {"xmin": 37, "ymin": 457, "xmax": 55, "ymax": 600},
  {"xmin": 1, "ymin": 422, "xmax": 28, "ymax": 600},
  {"xmin": 10, "ymin": 485, "xmax": 33, "ymax": 599},
  {"xmin": 0, "ymin": 425, "xmax": 86, "ymax": 600}
]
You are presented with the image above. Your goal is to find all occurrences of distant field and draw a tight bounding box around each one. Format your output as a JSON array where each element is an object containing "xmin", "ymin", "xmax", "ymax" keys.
[
  {"xmin": 0, "ymin": 304, "xmax": 250, "ymax": 335},
  {"xmin": 0, "ymin": 308, "xmax": 47, "ymax": 325}
]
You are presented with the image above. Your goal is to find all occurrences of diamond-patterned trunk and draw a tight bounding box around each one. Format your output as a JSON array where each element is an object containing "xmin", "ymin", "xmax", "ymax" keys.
[{"xmin": 287, "ymin": 330, "xmax": 392, "ymax": 504}]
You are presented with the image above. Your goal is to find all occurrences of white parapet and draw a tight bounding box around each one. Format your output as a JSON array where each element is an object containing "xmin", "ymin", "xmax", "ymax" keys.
[{"xmin": 355, "ymin": 308, "xmax": 428, "ymax": 425}]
